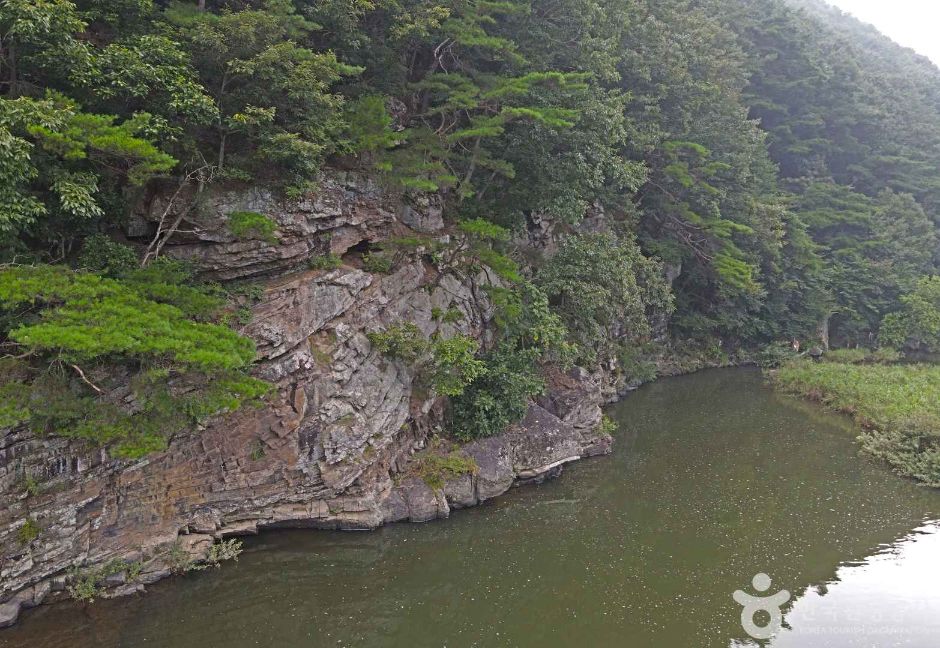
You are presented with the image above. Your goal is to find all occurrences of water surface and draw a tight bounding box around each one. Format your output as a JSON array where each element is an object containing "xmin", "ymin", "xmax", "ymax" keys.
[{"xmin": 4, "ymin": 369, "xmax": 939, "ymax": 647}]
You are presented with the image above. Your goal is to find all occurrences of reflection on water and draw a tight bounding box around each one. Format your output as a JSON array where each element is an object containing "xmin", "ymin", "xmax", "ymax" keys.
[
  {"xmin": 769, "ymin": 523, "xmax": 940, "ymax": 647},
  {"xmin": 2, "ymin": 369, "xmax": 939, "ymax": 648}
]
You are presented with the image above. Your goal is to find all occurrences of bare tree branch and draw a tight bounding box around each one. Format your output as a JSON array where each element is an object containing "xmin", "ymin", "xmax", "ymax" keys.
[
  {"xmin": 142, "ymin": 164, "xmax": 216, "ymax": 266},
  {"xmin": 68, "ymin": 363, "xmax": 103, "ymax": 394}
]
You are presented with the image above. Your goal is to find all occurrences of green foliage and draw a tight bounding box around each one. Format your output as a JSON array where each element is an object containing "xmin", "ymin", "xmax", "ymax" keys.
[
  {"xmin": 794, "ymin": 185, "xmax": 937, "ymax": 345},
  {"xmin": 369, "ymin": 322, "xmax": 485, "ymax": 397},
  {"xmin": 228, "ymin": 211, "xmax": 277, "ymax": 244},
  {"xmin": 617, "ymin": 344, "xmax": 659, "ymax": 383},
  {"xmin": 0, "ymin": 265, "xmax": 253, "ymax": 368},
  {"xmin": 536, "ymin": 233, "xmax": 673, "ymax": 363},
  {"xmin": 485, "ymin": 282, "xmax": 573, "ymax": 364},
  {"xmin": 428, "ymin": 334, "xmax": 487, "ymax": 397},
  {"xmin": 189, "ymin": 539, "xmax": 243, "ymax": 571},
  {"xmin": 22, "ymin": 473, "xmax": 40, "ymax": 496},
  {"xmin": 0, "ymin": 94, "xmax": 176, "ymax": 246},
  {"xmin": 88, "ymin": 34, "xmax": 217, "ymax": 128},
  {"xmin": 448, "ymin": 281, "xmax": 571, "ymax": 440},
  {"xmin": 3, "ymin": 0, "xmax": 940, "ymax": 477},
  {"xmin": 162, "ymin": 538, "xmax": 241, "ymax": 573},
  {"xmin": 597, "ymin": 414, "xmax": 617, "ymax": 437},
  {"xmin": 457, "ymin": 219, "xmax": 510, "ymax": 242},
  {"xmin": 449, "ymin": 346, "xmax": 544, "ymax": 441},
  {"xmin": 362, "ymin": 252, "xmax": 394, "ymax": 274},
  {"xmin": 368, "ymin": 322, "xmax": 426, "ymax": 362},
  {"xmin": 338, "ymin": 95, "xmax": 398, "ymax": 154},
  {"xmin": 410, "ymin": 439, "xmax": 478, "ymax": 489},
  {"xmin": 431, "ymin": 307, "xmax": 463, "ymax": 324},
  {"xmin": 78, "ymin": 234, "xmax": 139, "ymax": 277},
  {"xmin": 758, "ymin": 342, "xmax": 801, "ymax": 369},
  {"xmin": 308, "ymin": 253, "xmax": 343, "ymax": 271},
  {"xmin": 474, "ymin": 247, "xmax": 521, "ymax": 283},
  {"xmin": 17, "ymin": 518, "xmax": 40, "ymax": 545},
  {"xmin": 67, "ymin": 568, "xmax": 101, "ymax": 603},
  {"xmin": 773, "ymin": 361, "xmax": 940, "ymax": 486},
  {"xmin": 0, "ymin": 265, "xmax": 268, "ymax": 458},
  {"xmin": 167, "ymin": 1, "xmax": 359, "ymax": 193},
  {"xmin": 880, "ymin": 277, "xmax": 940, "ymax": 352},
  {"xmin": 67, "ymin": 558, "xmax": 142, "ymax": 603},
  {"xmin": 453, "ymin": 218, "xmax": 521, "ymax": 282},
  {"xmin": 249, "ymin": 440, "xmax": 266, "ymax": 462},
  {"xmin": 207, "ymin": 539, "xmax": 243, "ymax": 567},
  {"xmin": 822, "ymin": 349, "xmax": 870, "ymax": 365}
]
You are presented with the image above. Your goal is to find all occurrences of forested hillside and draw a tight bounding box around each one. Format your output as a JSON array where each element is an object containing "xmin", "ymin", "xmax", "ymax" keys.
[{"xmin": 2, "ymin": 0, "xmax": 940, "ymax": 454}]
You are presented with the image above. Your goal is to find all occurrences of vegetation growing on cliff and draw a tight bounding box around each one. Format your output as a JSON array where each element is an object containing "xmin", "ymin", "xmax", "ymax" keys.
[
  {"xmin": 3, "ymin": 0, "xmax": 940, "ymax": 452},
  {"xmin": 0, "ymin": 262, "xmax": 269, "ymax": 457},
  {"xmin": 368, "ymin": 322, "xmax": 487, "ymax": 397},
  {"xmin": 408, "ymin": 438, "xmax": 478, "ymax": 489}
]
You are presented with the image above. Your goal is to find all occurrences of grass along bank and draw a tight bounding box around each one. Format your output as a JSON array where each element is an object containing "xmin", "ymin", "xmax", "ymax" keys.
[{"xmin": 772, "ymin": 360, "xmax": 940, "ymax": 486}]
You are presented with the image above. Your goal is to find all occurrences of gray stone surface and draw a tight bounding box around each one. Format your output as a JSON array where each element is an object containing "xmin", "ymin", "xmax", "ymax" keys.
[{"xmin": 0, "ymin": 171, "xmax": 613, "ymax": 627}]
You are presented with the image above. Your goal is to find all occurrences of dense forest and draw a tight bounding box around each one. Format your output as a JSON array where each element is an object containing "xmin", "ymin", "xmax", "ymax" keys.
[{"xmin": 2, "ymin": 0, "xmax": 940, "ymax": 456}]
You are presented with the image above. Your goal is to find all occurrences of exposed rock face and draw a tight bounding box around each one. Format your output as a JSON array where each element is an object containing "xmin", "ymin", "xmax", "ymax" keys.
[
  {"xmin": 128, "ymin": 171, "xmax": 445, "ymax": 281},
  {"xmin": 0, "ymin": 173, "xmax": 611, "ymax": 626}
]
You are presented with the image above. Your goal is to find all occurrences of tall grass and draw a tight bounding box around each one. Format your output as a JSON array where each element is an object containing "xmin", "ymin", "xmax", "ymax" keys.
[{"xmin": 772, "ymin": 361, "xmax": 940, "ymax": 486}]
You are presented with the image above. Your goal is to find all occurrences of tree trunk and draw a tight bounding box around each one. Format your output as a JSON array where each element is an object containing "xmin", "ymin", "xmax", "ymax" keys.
[
  {"xmin": 818, "ymin": 313, "xmax": 831, "ymax": 351},
  {"xmin": 197, "ymin": 0, "xmax": 207, "ymax": 10},
  {"xmin": 7, "ymin": 41, "xmax": 17, "ymax": 96},
  {"xmin": 217, "ymin": 132, "xmax": 226, "ymax": 171},
  {"xmin": 458, "ymin": 138, "xmax": 481, "ymax": 201}
]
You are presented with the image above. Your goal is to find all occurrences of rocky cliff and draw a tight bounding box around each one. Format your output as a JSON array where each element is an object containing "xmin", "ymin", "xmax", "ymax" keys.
[{"xmin": 0, "ymin": 173, "xmax": 612, "ymax": 627}]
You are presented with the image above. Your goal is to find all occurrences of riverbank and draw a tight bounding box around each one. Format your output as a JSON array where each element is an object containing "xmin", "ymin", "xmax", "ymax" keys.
[
  {"xmin": 771, "ymin": 359, "xmax": 940, "ymax": 486},
  {"xmin": 6, "ymin": 369, "xmax": 939, "ymax": 648},
  {"xmin": 0, "ymin": 343, "xmax": 736, "ymax": 629}
]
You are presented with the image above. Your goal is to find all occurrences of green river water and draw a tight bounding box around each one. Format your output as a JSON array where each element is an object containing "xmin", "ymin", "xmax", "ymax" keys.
[{"xmin": 3, "ymin": 368, "xmax": 940, "ymax": 647}]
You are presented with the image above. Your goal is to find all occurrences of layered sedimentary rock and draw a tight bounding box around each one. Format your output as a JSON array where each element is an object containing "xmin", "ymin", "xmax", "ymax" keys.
[{"xmin": 0, "ymin": 173, "xmax": 611, "ymax": 627}]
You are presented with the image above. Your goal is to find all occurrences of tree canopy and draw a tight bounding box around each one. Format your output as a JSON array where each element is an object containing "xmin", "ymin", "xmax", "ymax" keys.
[{"xmin": 3, "ymin": 0, "xmax": 940, "ymax": 446}]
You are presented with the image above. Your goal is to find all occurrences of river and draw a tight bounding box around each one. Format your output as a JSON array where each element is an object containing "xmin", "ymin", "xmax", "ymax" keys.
[{"xmin": 3, "ymin": 368, "xmax": 939, "ymax": 647}]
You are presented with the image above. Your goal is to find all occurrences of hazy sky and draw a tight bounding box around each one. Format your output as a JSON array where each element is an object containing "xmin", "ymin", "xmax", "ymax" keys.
[{"xmin": 827, "ymin": 0, "xmax": 940, "ymax": 65}]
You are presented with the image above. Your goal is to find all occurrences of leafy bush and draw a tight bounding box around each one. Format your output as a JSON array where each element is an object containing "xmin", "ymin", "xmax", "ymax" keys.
[
  {"xmin": 78, "ymin": 235, "xmax": 139, "ymax": 277},
  {"xmin": 458, "ymin": 219, "xmax": 511, "ymax": 242},
  {"xmin": 428, "ymin": 335, "xmax": 487, "ymax": 397},
  {"xmin": 368, "ymin": 323, "xmax": 426, "ymax": 362},
  {"xmin": 369, "ymin": 323, "xmax": 485, "ymax": 397},
  {"xmin": 309, "ymin": 253, "xmax": 342, "ymax": 271},
  {"xmin": 450, "ymin": 347, "xmax": 544, "ymax": 441},
  {"xmin": 22, "ymin": 474, "xmax": 40, "ymax": 497},
  {"xmin": 194, "ymin": 539, "xmax": 243, "ymax": 570},
  {"xmin": 228, "ymin": 211, "xmax": 278, "ymax": 243},
  {"xmin": 18, "ymin": 518, "xmax": 40, "ymax": 545},
  {"xmin": 362, "ymin": 252, "xmax": 393, "ymax": 274},
  {"xmin": 485, "ymin": 283, "xmax": 574, "ymax": 364},
  {"xmin": 410, "ymin": 439, "xmax": 478, "ymax": 489},
  {"xmin": 617, "ymin": 344, "xmax": 659, "ymax": 382},
  {"xmin": 431, "ymin": 307, "xmax": 463, "ymax": 324},
  {"xmin": 597, "ymin": 415, "xmax": 618, "ymax": 436},
  {"xmin": 449, "ymin": 283, "xmax": 573, "ymax": 441},
  {"xmin": 67, "ymin": 559, "xmax": 143, "ymax": 603}
]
